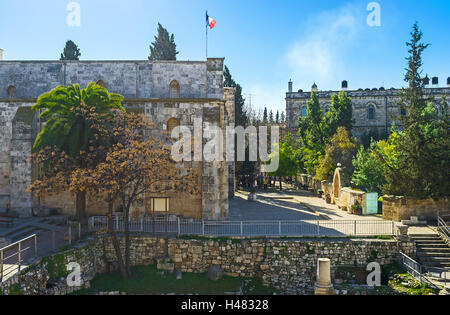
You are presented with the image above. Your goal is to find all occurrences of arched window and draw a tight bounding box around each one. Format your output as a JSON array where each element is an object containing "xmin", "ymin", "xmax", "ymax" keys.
[
  {"xmin": 167, "ymin": 117, "xmax": 180, "ymax": 134},
  {"xmin": 7, "ymin": 85, "xmax": 16, "ymax": 98},
  {"xmin": 169, "ymin": 80, "xmax": 180, "ymax": 98},
  {"xmin": 368, "ymin": 105, "xmax": 375, "ymax": 120},
  {"xmin": 301, "ymin": 106, "xmax": 308, "ymax": 118},
  {"xmin": 96, "ymin": 80, "xmax": 106, "ymax": 88}
]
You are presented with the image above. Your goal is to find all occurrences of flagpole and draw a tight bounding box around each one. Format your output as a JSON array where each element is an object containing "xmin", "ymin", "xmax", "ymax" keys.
[{"xmin": 206, "ymin": 10, "xmax": 208, "ymax": 60}]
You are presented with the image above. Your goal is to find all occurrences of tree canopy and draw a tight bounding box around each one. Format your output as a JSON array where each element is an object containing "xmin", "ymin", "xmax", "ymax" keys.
[
  {"xmin": 60, "ymin": 40, "xmax": 81, "ymax": 61},
  {"xmin": 148, "ymin": 23, "xmax": 178, "ymax": 61},
  {"xmin": 29, "ymin": 83, "xmax": 125, "ymax": 223},
  {"xmin": 382, "ymin": 23, "xmax": 450, "ymax": 198}
]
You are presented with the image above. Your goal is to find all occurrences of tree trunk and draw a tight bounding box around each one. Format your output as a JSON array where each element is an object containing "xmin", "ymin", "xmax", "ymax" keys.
[
  {"xmin": 279, "ymin": 178, "xmax": 282, "ymax": 190},
  {"xmin": 76, "ymin": 191, "xmax": 88, "ymax": 226},
  {"xmin": 107, "ymin": 202, "xmax": 127, "ymax": 279},
  {"xmin": 124, "ymin": 199, "xmax": 131, "ymax": 277}
]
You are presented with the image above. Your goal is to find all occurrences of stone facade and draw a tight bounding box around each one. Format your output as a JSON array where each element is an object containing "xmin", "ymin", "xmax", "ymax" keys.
[
  {"xmin": 383, "ymin": 196, "xmax": 450, "ymax": 222},
  {"xmin": 0, "ymin": 235, "xmax": 415, "ymax": 295},
  {"xmin": 286, "ymin": 82, "xmax": 450, "ymax": 139},
  {"xmin": 0, "ymin": 59, "xmax": 235, "ymax": 219}
]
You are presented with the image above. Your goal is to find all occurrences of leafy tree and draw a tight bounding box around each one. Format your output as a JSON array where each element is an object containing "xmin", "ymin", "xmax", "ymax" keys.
[
  {"xmin": 325, "ymin": 91, "xmax": 353, "ymax": 137},
  {"xmin": 234, "ymin": 85, "xmax": 248, "ymax": 127},
  {"xmin": 71, "ymin": 112, "xmax": 198, "ymax": 278},
  {"xmin": 383, "ymin": 23, "xmax": 450, "ymax": 198},
  {"xmin": 148, "ymin": 23, "xmax": 178, "ymax": 61},
  {"xmin": 223, "ymin": 66, "xmax": 248, "ymax": 127},
  {"xmin": 60, "ymin": 40, "xmax": 81, "ymax": 61},
  {"xmin": 352, "ymin": 143, "xmax": 386, "ymax": 193},
  {"xmin": 360, "ymin": 128, "xmax": 387, "ymax": 149},
  {"xmin": 224, "ymin": 66, "xmax": 236, "ymax": 87},
  {"xmin": 297, "ymin": 91, "xmax": 327, "ymax": 174},
  {"xmin": 268, "ymin": 133, "xmax": 300, "ymax": 190},
  {"xmin": 29, "ymin": 83, "xmax": 124, "ymax": 223},
  {"xmin": 315, "ymin": 127, "xmax": 358, "ymax": 182},
  {"xmin": 223, "ymin": 66, "xmax": 256, "ymax": 176}
]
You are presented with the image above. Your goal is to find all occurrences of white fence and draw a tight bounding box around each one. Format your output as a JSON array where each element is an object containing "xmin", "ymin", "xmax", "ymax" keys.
[{"xmin": 89, "ymin": 216, "xmax": 395, "ymax": 237}]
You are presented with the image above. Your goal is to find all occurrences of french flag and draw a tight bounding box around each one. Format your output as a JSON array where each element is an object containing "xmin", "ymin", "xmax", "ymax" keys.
[{"xmin": 206, "ymin": 12, "xmax": 216, "ymax": 29}]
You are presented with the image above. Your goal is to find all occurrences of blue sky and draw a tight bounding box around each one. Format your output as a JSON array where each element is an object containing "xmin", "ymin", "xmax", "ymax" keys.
[{"xmin": 0, "ymin": 0, "xmax": 449, "ymax": 113}]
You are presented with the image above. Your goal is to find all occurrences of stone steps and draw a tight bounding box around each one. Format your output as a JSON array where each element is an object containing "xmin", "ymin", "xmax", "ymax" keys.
[
  {"xmin": 417, "ymin": 251, "xmax": 450, "ymax": 258},
  {"xmin": 418, "ymin": 247, "xmax": 450, "ymax": 253},
  {"xmin": 410, "ymin": 233, "xmax": 450, "ymax": 270},
  {"xmin": 1, "ymin": 225, "xmax": 43, "ymax": 242}
]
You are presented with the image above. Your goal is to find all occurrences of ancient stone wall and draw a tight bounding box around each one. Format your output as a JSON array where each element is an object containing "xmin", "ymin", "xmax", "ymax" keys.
[
  {"xmin": 10, "ymin": 107, "xmax": 39, "ymax": 216},
  {"xmin": 297, "ymin": 173, "xmax": 368, "ymax": 215},
  {"xmin": 0, "ymin": 59, "xmax": 233, "ymax": 219},
  {"xmin": 0, "ymin": 236, "xmax": 415, "ymax": 295},
  {"xmin": 383, "ymin": 196, "xmax": 450, "ymax": 222},
  {"xmin": 0, "ymin": 59, "xmax": 224, "ymax": 99}
]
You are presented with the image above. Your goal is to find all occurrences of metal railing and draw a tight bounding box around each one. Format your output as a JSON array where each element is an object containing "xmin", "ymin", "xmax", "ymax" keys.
[
  {"xmin": 0, "ymin": 234, "xmax": 37, "ymax": 282},
  {"xmin": 437, "ymin": 214, "xmax": 450, "ymax": 244},
  {"xmin": 0, "ymin": 222, "xmax": 90, "ymax": 283},
  {"xmin": 89, "ymin": 216, "xmax": 395, "ymax": 237},
  {"xmin": 399, "ymin": 252, "xmax": 449, "ymax": 290}
]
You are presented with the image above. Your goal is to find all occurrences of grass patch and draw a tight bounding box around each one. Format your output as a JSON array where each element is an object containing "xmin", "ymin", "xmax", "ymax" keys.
[
  {"xmin": 388, "ymin": 274, "xmax": 439, "ymax": 295},
  {"xmin": 376, "ymin": 235, "xmax": 393, "ymax": 240},
  {"xmin": 73, "ymin": 264, "xmax": 274, "ymax": 295}
]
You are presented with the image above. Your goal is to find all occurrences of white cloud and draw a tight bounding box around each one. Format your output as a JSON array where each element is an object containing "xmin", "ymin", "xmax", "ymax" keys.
[{"xmin": 285, "ymin": 3, "xmax": 363, "ymax": 91}]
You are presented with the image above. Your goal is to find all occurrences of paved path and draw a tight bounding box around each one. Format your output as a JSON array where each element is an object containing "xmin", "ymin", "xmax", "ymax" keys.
[
  {"xmin": 229, "ymin": 192, "xmax": 321, "ymax": 221},
  {"xmin": 231, "ymin": 188, "xmax": 384, "ymax": 222}
]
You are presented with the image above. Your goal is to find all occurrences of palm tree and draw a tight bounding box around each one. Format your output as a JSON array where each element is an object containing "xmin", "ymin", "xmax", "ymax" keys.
[{"xmin": 32, "ymin": 83, "xmax": 125, "ymax": 223}]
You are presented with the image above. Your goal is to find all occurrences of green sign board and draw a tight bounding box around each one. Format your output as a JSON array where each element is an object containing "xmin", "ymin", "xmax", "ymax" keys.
[{"xmin": 365, "ymin": 192, "xmax": 378, "ymax": 215}]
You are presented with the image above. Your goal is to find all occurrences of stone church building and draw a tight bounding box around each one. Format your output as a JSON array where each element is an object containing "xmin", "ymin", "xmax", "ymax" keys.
[
  {"xmin": 0, "ymin": 53, "xmax": 235, "ymax": 220},
  {"xmin": 286, "ymin": 79, "xmax": 450, "ymax": 139}
]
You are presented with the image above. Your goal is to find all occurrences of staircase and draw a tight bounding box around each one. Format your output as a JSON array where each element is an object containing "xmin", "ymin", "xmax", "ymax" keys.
[{"xmin": 411, "ymin": 234, "xmax": 450, "ymax": 269}]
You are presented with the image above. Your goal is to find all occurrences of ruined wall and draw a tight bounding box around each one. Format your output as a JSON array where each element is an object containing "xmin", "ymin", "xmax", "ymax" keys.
[
  {"xmin": 0, "ymin": 236, "xmax": 415, "ymax": 295},
  {"xmin": 297, "ymin": 173, "xmax": 367, "ymax": 215},
  {"xmin": 383, "ymin": 196, "xmax": 450, "ymax": 222}
]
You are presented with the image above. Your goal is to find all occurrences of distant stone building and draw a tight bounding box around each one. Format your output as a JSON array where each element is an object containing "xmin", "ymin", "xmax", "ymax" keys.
[
  {"xmin": 286, "ymin": 79, "xmax": 450, "ymax": 139},
  {"xmin": 0, "ymin": 54, "xmax": 235, "ymax": 220}
]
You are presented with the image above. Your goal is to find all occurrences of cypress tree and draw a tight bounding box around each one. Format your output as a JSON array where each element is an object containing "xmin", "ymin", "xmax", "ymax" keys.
[
  {"xmin": 60, "ymin": 40, "xmax": 81, "ymax": 61},
  {"xmin": 149, "ymin": 23, "xmax": 178, "ymax": 61}
]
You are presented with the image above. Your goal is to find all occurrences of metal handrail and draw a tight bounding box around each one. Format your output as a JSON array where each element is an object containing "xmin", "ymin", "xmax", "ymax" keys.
[
  {"xmin": 399, "ymin": 252, "xmax": 449, "ymax": 290},
  {"xmin": 437, "ymin": 215, "xmax": 450, "ymax": 243},
  {"xmin": 0, "ymin": 234, "xmax": 37, "ymax": 282}
]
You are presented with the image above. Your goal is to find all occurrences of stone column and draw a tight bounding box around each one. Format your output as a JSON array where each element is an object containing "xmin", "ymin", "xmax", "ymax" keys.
[
  {"xmin": 314, "ymin": 258, "xmax": 335, "ymax": 295},
  {"xmin": 10, "ymin": 107, "xmax": 38, "ymax": 217}
]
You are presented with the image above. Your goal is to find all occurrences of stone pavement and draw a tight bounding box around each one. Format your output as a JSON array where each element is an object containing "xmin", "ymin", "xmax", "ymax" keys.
[{"xmin": 231, "ymin": 188, "xmax": 385, "ymax": 222}]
